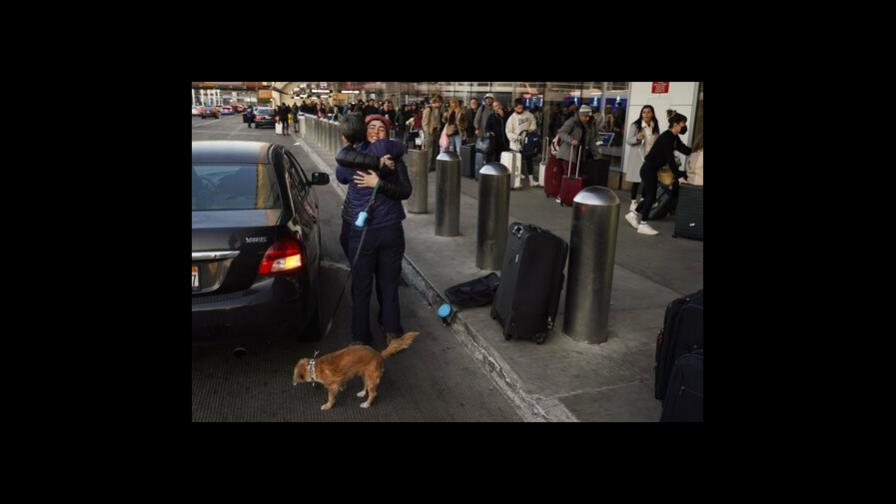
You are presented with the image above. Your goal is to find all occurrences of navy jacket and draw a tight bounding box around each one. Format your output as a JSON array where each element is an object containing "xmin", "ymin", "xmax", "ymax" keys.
[{"xmin": 336, "ymin": 139, "xmax": 411, "ymax": 229}]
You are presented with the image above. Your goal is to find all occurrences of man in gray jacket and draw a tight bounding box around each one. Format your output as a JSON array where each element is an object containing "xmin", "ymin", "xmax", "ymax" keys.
[
  {"xmin": 555, "ymin": 104, "xmax": 600, "ymax": 202},
  {"xmin": 474, "ymin": 93, "xmax": 495, "ymax": 140}
]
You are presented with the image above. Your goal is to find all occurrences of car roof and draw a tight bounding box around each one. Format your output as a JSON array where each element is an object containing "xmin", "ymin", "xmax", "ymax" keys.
[{"xmin": 192, "ymin": 141, "xmax": 276, "ymax": 164}]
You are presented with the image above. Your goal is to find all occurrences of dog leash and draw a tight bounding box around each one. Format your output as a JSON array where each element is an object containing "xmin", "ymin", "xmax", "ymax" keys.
[{"xmin": 322, "ymin": 181, "xmax": 381, "ymax": 340}]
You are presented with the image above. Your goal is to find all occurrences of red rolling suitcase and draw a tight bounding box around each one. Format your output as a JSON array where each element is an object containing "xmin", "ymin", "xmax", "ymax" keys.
[
  {"xmin": 544, "ymin": 152, "xmax": 563, "ymax": 198},
  {"xmin": 559, "ymin": 145, "xmax": 584, "ymax": 206}
]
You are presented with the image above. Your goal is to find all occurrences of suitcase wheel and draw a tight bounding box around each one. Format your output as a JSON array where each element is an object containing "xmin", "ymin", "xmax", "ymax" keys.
[
  {"xmin": 534, "ymin": 332, "xmax": 547, "ymax": 345},
  {"xmin": 504, "ymin": 333, "xmax": 512, "ymax": 341}
]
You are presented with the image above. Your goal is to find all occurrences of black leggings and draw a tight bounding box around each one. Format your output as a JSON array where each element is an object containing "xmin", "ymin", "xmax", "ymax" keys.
[
  {"xmin": 630, "ymin": 182, "xmax": 640, "ymax": 200},
  {"xmin": 635, "ymin": 165, "xmax": 659, "ymax": 223}
]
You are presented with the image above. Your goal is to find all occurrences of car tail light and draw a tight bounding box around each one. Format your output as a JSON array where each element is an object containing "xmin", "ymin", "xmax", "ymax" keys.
[{"xmin": 258, "ymin": 236, "xmax": 303, "ymax": 275}]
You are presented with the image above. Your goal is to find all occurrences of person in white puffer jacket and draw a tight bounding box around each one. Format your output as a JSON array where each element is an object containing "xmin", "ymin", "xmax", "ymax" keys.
[{"xmin": 506, "ymin": 99, "xmax": 538, "ymax": 185}]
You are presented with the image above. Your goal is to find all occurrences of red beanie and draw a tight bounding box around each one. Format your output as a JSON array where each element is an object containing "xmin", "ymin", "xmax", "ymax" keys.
[{"xmin": 364, "ymin": 114, "xmax": 392, "ymax": 135}]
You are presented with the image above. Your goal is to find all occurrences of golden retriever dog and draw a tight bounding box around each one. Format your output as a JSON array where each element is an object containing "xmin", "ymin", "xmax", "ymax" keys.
[{"xmin": 292, "ymin": 331, "xmax": 419, "ymax": 410}]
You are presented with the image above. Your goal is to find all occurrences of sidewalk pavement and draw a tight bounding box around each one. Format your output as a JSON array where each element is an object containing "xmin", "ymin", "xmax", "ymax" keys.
[{"xmin": 293, "ymin": 128, "xmax": 703, "ymax": 422}]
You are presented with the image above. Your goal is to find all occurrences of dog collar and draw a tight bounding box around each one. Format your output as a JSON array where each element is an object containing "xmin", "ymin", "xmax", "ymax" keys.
[{"xmin": 308, "ymin": 351, "xmax": 320, "ymax": 386}]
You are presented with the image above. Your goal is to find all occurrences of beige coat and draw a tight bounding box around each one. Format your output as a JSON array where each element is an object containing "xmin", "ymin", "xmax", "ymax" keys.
[
  {"xmin": 422, "ymin": 105, "xmax": 442, "ymax": 134},
  {"xmin": 442, "ymin": 107, "xmax": 468, "ymax": 137},
  {"xmin": 686, "ymin": 148, "xmax": 703, "ymax": 186}
]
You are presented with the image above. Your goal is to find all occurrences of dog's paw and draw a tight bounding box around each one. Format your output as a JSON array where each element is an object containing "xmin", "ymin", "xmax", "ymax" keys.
[
  {"xmin": 357, "ymin": 390, "xmax": 367, "ymax": 398},
  {"xmin": 360, "ymin": 402, "xmax": 370, "ymax": 409},
  {"xmin": 321, "ymin": 403, "xmax": 333, "ymax": 411}
]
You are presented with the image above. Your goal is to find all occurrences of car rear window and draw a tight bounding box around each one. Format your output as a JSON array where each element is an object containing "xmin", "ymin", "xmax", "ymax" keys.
[
  {"xmin": 256, "ymin": 108, "xmax": 272, "ymax": 115},
  {"xmin": 192, "ymin": 163, "xmax": 282, "ymax": 211}
]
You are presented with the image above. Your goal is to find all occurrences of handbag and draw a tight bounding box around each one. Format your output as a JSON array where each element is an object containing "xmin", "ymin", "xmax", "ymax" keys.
[
  {"xmin": 439, "ymin": 126, "xmax": 450, "ymax": 150},
  {"xmin": 658, "ymin": 166, "xmax": 675, "ymax": 186}
]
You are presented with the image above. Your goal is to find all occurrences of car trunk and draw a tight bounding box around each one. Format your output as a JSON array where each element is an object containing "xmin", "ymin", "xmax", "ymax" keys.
[{"xmin": 192, "ymin": 209, "xmax": 284, "ymax": 295}]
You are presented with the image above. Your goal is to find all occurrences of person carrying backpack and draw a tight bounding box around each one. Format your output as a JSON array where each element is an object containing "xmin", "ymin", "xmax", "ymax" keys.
[{"xmin": 506, "ymin": 98, "xmax": 539, "ymax": 186}]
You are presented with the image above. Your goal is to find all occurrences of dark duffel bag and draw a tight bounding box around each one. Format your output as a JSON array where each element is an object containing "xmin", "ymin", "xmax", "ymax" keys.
[{"xmin": 445, "ymin": 273, "xmax": 501, "ymax": 308}]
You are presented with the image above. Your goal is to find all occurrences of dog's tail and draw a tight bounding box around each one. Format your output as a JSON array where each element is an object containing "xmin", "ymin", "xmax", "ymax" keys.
[{"xmin": 380, "ymin": 331, "xmax": 419, "ymax": 359}]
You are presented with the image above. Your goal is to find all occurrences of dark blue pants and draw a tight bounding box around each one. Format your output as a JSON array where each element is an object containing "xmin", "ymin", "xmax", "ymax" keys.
[
  {"xmin": 340, "ymin": 220, "xmax": 383, "ymax": 326},
  {"xmin": 344, "ymin": 222, "xmax": 406, "ymax": 344}
]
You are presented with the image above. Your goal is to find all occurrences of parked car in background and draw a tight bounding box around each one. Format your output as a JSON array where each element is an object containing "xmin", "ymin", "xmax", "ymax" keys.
[
  {"xmin": 199, "ymin": 106, "xmax": 220, "ymax": 119},
  {"xmin": 252, "ymin": 107, "xmax": 276, "ymax": 128},
  {"xmin": 220, "ymin": 106, "xmax": 234, "ymax": 115}
]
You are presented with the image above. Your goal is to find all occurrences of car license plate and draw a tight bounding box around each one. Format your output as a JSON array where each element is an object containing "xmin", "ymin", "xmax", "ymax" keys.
[{"xmin": 192, "ymin": 265, "xmax": 199, "ymax": 290}]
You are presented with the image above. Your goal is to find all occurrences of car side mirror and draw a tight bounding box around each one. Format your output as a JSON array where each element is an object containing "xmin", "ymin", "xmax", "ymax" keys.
[{"xmin": 311, "ymin": 172, "xmax": 329, "ymax": 186}]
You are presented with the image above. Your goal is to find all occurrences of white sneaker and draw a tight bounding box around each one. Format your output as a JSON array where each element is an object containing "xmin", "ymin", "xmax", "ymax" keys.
[
  {"xmin": 637, "ymin": 222, "xmax": 659, "ymax": 235},
  {"xmin": 529, "ymin": 175, "xmax": 536, "ymax": 187},
  {"xmin": 625, "ymin": 211, "xmax": 641, "ymax": 229}
]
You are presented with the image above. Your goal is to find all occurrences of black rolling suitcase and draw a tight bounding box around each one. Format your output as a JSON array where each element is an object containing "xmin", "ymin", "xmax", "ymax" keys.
[
  {"xmin": 581, "ymin": 157, "xmax": 609, "ymax": 187},
  {"xmin": 673, "ymin": 184, "xmax": 703, "ymax": 240},
  {"xmin": 474, "ymin": 151, "xmax": 486, "ymax": 181},
  {"xmin": 460, "ymin": 143, "xmax": 476, "ymax": 179},
  {"xmin": 654, "ymin": 290, "xmax": 703, "ymax": 400},
  {"xmin": 491, "ymin": 223, "xmax": 568, "ymax": 344},
  {"xmin": 660, "ymin": 349, "xmax": 703, "ymax": 422}
]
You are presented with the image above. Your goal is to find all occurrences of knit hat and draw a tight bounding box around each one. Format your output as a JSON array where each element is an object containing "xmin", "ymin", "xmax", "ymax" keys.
[
  {"xmin": 365, "ymin": 114, "xmax": 392, "ymax": 135},
  {"xmin": 578, "ymin": 105, "xmax": 593, "ymax": 116}
]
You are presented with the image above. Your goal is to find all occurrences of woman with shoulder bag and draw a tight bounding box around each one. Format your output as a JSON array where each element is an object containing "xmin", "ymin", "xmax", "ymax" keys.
[{"xmin": 439, "ymin": 98, "xmax": 466, "ymax": 153}]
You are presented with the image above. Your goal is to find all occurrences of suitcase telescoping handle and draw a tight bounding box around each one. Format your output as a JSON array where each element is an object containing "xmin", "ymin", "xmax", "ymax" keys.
[
  {"xmin": 567, "ymin": 144, "xmax": 582, "ymax": 178},
  {"xmin": 575, "ymin": 142, "xmax": 583, "ymax": 178},
  {"xmin": 566, "ymin": 144, "xmax": 579, "ymax": 178}
]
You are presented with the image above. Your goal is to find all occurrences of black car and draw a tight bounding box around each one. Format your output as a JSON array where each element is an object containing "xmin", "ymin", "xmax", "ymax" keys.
[
  {"xmin": 192, "ymin": 141, "xmax": 330, "ymax": 342},
  {"xmin": 252, "ymin": 107, "xmax": 276, "ymax": 128}
]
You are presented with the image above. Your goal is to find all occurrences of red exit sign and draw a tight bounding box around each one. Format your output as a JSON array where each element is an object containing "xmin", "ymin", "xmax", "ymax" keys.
[{"xmin": 652, "ymin": 82, "xmax": 669, "ymax": 93}]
